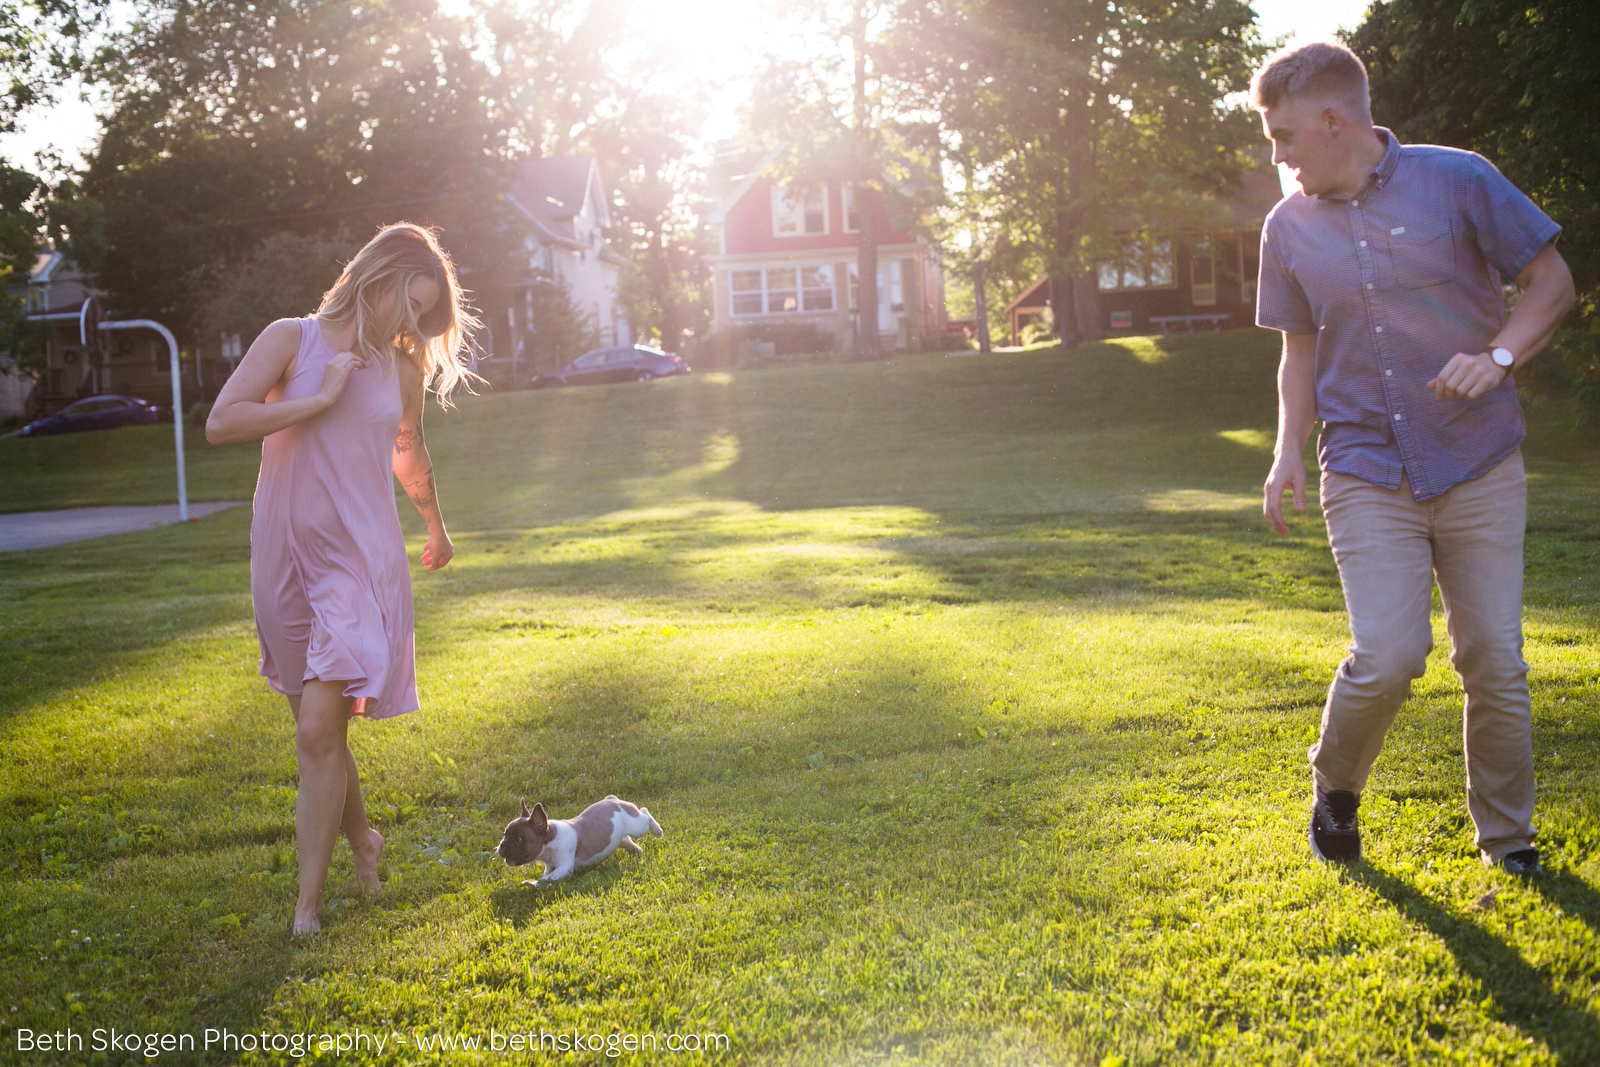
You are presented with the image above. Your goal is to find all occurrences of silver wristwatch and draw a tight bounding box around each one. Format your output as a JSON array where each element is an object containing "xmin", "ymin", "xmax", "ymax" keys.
[{"xmin": 1489, "ymin": 346, "xmax": 1515, "ymax": 369}]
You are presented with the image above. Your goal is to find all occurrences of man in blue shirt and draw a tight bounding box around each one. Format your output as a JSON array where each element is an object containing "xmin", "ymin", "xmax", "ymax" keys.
[{"xmin": 1253, "ymin": 42, "xmax": 1576, "ymax": 873}]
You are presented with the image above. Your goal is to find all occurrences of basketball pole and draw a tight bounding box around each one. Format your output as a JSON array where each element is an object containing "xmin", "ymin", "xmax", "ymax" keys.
[{"xmin": 98, "ymin": 320, "xmax": 188, "ymax": 522}]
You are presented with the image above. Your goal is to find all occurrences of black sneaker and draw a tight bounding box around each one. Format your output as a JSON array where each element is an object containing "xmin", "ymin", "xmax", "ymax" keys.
[
  {"xmin": 1309, "ymin": 788, "xmax": 1361, "ymax": 862},
  {"xmin": 1497, "ymin": 848, "xmax": 1544, "ymax": 877}
]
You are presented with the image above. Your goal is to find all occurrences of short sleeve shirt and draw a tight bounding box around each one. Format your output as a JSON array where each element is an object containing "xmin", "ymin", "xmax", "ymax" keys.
[{"xmin": 1255, "ymin": 127, "xmax": 1561, "ymax": 500}]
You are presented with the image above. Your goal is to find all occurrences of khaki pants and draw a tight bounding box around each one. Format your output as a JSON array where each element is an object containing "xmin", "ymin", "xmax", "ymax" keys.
[{"xmin": 1311, "ymin": 450, "xmax": 1534, "ymax": 861}]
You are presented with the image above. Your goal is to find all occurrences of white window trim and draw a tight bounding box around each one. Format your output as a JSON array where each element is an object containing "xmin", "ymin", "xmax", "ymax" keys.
[
  {"xmin": 1096, "ymin": 238, "xmax": 1177, "ymax": 293},
  {"xmin": 729, "ymin": 265, "xmax": 838, "ymax": 317},
  {"xmin": 771, "ymin": 183, "xmax": 829, "ymax": 238},
  {"xmin": 842, "ymin": 184, "xmax": 860, "ymax": 234}
]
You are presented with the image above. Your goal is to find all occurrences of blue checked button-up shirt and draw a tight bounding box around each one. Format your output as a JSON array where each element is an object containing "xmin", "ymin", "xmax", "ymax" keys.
[{"xmin": 1256, "ymin": 127, "xmax": 1561, "ymax": 501}]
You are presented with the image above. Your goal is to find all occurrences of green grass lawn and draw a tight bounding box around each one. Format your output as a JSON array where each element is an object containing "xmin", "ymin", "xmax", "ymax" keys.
[{"xmin": 2, "ymin": 331, "xmax": 1598, "ymax": 1065}]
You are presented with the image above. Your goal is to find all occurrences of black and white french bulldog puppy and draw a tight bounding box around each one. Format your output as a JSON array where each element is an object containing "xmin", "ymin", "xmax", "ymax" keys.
[{"xmin": 496, "ymin": 795, "xmax": 663, "ymax": 885}]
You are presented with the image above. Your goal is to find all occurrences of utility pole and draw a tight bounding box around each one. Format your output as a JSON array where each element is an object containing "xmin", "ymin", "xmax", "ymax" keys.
[{"xmin": 850, "ymin": 1, "xmax": 880, "ymax": 361}]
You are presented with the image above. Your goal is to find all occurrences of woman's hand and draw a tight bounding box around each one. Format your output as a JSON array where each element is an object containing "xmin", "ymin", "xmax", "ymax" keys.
[
  {"xmin": 420, "ymin": 528, "xmax": 454, "ymax": 571},
  {"xmin": 316, "ymin": 350, "xmax": 366, "ymax": 408}
]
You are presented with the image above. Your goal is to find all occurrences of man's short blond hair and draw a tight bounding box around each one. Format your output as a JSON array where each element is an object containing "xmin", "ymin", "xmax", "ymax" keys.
[{"xmin": 1250, "ymin": 41, "xmax": 1372, "ymax": 124}]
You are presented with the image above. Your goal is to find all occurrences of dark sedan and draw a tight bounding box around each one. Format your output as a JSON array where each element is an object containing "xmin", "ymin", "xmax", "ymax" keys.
[
  {"xmin": 20, "ymin": 395, "xmax": 168, "ymax": 437},
  {"xmin": 531, "ymin": 345, "xmax": 689, "ymax": 389}
]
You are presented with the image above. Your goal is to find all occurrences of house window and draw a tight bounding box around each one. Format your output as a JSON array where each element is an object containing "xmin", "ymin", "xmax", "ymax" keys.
[
  {"xmin": 1191, "ymin": 236, "xmax": 1216, "ymax": 306},
  {"xmin": 848, "ymin": 261, "xmax": 905, "ymax": 312},
  {"xmin": 1240, "ymin": 229, "xmax": 1260, "ymax": 304},
  {"xmin": 1096, "ymin": 239, "xmax": 1175, "ymax": 292},
  {"xmin": 729, "ymin": 265, "xmax": 836, "ymax": 316},
  {"xmin": 731, "ymin": 270, "xmax": 764, "ymax": 314},
  {"xmin": 802, "ymin": 266, "xmax": 835, "ymax": 310},
  {"xmin": 773, "ymin": 184, "xmax": 827, "ymax": 236},
  {"xmin": 767, "ymin": 267, "xmax": 799, "ymax": 313},
  {"xmin": 843, "ymin": 185, "xmax": 862, "ymax": 233}
]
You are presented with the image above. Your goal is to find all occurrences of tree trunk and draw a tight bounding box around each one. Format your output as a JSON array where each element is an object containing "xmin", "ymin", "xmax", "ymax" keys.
[
  {"xmin": 1050, "ymin": 158, "xmax": 1084, "ymax": 347},
  {"xmin": 1073, "ymin": 272, "xmax": 1103, "ymax": 344},
  {"xmin": 1052, "ymin": 102, "xmax": 1102, "ymax": 348},
  {"xmin": 851, "ymin": 3, "xmax": 880, "ymax": 362},
  {"xmin": 856, "ymin": 201, "xmax": 880, "ymax": 360},
  {"xmin": 973, "ymin": 261, "xmax": 991, "ymax": 355}
]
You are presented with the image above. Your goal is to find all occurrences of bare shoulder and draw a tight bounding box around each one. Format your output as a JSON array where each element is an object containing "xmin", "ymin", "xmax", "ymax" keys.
[
  {"xmin": 256, "ymin": 317, "xmax": 305, "ymax": 350},
  {"xmin": 242, "ymin": 318, "xmax": 305, "ymax": 370}
]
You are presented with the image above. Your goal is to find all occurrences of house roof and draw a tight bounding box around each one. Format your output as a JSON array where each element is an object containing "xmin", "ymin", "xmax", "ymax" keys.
[
  {"xmin": 706, "ymin": 141, "xmax": 784, "ymax": 226},
  {"xmin": 1004, "ymin": 276, "xmax": 1053, "ymax": 316},
  {"xmin": 705, "ymin": 135, "xmax": 941, "ymax": 226},
  {"xmin": 505, "ymin": 154, "xmax": 612, "ymax": 249},
  {"xmin": 29, "ymin": 250, "xmax": 63, "ymax": 283}
]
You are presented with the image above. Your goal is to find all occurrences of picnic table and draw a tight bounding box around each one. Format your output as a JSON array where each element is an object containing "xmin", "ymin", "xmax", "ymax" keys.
[{"xmin": 1150, "ymin": 313, "xmax": 1229, "ymax": 337}]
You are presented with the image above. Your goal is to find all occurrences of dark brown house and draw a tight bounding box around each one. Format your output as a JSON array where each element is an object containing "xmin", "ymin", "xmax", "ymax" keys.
[{"xmin": 1005, "ymin": 166, "xmax": 1285, "ymax": 343}]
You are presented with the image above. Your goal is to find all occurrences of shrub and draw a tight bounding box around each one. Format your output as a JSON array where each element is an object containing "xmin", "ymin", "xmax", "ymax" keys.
[{"xmin": 689, "ymin": 323, "xmax": 841, "ymax": 367}]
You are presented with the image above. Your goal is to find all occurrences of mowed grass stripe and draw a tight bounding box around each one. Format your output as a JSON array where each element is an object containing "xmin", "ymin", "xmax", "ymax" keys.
[{"xmin": 1, "ymin": 331, "xmax": 1598, "ymax": 1065}]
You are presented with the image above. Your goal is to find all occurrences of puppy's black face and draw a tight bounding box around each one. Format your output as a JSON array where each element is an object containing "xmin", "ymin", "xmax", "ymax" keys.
[{"xmin": 496, "ymin": 799, "xmax": 552, "ymax": 867}]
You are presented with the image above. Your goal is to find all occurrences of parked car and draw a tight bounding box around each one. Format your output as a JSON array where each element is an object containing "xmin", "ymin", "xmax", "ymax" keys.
[
  {"xmin": 531, "ymin": 345, "xmax": 689, "ymax": 389},
  {"xmin": 20, "ymin": 395, "xmax": 168, "ymax": 437}
]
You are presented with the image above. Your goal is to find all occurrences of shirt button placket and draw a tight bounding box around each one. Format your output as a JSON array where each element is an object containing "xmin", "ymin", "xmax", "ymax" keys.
[{"xmin": 1354, "ymin": 196, "xmax": 1411, "ymax": 481}]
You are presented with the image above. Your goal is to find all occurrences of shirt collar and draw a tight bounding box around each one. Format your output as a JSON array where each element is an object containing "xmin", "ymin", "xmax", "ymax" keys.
[{"xmin": 1317, "ymin": 126, "xmax": 1402, "ymax": 201}]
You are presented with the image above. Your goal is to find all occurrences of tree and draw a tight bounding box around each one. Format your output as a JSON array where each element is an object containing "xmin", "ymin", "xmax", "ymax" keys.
[
  {"xmin": 749, "ymin": 1, "xmax": 941, "ymax": 360},
  {"xmin": 1347, "ymin": 0, "xmax": 1599, "ymax": 402},
  {"xmin": 190, "ymin": 229, "xmax": 363, "ymax": 352},
  {"xmin": 0, "ymin": 0, "xmax": 106, "ymax": 134},
  {"xmin": 881, "ymin": 0, "xmax": 1265, "ymax": 345},
  {"xmin": 79, "ymin": 0, "xmax": 533, "ymax": 335},
  {"xmin": 72, "ymin": 0, "xmax": 706, "ymax": 367},
  {"xmin": 586, "ymin": 58, "xmax": 713, "ymax": 353}
]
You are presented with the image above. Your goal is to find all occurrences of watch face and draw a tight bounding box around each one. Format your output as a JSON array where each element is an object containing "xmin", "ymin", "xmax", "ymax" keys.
[{"xmin": 1491, "ymin": 347, "xmax": 1515, "ymax": 368}]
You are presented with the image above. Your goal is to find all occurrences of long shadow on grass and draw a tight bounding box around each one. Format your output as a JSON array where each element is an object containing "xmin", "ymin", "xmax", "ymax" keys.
[
  {"xmin": 1525, "ymin": 869, "xmax": 1600, "ymax": 938},
  {"xmin": 1349, "ymin": 865, "xmax": 1600, "ymax": 1063},
  {"xmin": 0, "ymin": 508, "xmax": 255, "ymax": 723}
]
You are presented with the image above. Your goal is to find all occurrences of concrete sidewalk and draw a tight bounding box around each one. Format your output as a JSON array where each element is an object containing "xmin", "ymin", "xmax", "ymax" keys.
[{"xmin": 0, "ymin": 502, "xmax": 246, "ymax": 552}]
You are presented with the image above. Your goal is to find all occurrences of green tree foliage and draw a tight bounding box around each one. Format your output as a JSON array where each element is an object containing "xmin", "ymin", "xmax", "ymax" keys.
[
  {"xmin": 0, "ymin": 160, "xmax": 44, "ymax": 373},
  {"xmin": 0, "ymin": 0, "xmax": 105, "ymax": 133},
  {"xmin": 1347, "ymin": 0, "xmax": 1600, "ymax": 404},
  {"xmin": 71, "ymin": 0, "xmax": 705, "ymax": 362},
  {"xmin": 881, "ymin": 0, "xmax": 1266, "ymax": 344},
  {"xmin": 748, "ymin": 1, "xmax": 942, "ymax": 359},
  {"xmin": 82, "ymin": 0, "xmax": 518, "ymax": 334},
  {"xmin": 589, "ymin": 71, "xmax": 713, "ymax": 353},
  {"xmin": 189, "ymin": 229, "xmax": 363, "ymax": 352}
]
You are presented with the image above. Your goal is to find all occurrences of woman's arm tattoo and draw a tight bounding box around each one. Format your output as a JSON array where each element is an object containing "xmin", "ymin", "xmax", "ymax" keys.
[
  {"xmin": 404, "ymin": 466, "xmax": 438, "ymax": 515},
  {"xmin": 395, "ymin": 426, "xmax": 423, "ymax": 454}
]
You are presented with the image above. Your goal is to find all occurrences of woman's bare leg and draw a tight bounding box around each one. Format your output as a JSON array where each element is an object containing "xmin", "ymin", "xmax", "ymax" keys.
[
  {"xmin": 287, "ymin": 679, "xmax": 356, "ymax": 936},
  {"xmin": 342, "ymin": 743, "xmax": 384, "ymax": 891}
]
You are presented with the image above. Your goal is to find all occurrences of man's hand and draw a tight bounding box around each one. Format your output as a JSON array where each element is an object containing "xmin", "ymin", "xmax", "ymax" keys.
[
  {"xmin": 1427, "ymin": 351, "xmax": 1506, "ymax": 401},
  {"xmin": 420, "ymin": 528, "xmax": 454, "ymax": 571},
  {"xmin": 1264, "ymin": 451, "xmax": 1307, "ymax": 537}
]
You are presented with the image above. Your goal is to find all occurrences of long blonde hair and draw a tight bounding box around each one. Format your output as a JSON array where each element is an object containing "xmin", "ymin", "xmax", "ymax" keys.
[{"xmin": 316, "ymin": 222, "xmax": 481, "ymax": 407}]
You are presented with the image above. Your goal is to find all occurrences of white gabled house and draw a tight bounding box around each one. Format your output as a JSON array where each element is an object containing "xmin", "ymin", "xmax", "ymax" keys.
[{"xmin": 483, "ymin": 154, "xmax": 630, "ymax": 379}]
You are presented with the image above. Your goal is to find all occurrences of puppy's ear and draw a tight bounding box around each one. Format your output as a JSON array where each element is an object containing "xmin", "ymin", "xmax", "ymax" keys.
[
  {"xmin": 519, "ymin": 797, "xmax": 531, "ymax": 820},
  {"xmin": 529, "ymin": 802, "xmax": 549, "ymax": 835}
]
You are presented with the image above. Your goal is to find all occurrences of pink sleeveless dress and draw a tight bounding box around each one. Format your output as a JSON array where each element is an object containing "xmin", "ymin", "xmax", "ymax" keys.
[{"xmin": 250, "ymin": 316, "xmax": 418, "ymax": 719}]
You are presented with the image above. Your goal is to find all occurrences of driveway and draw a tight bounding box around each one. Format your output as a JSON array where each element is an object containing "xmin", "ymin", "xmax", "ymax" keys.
[{"xmin": 0, "ymin": 502, "xmax": 246, "ymax": 552}]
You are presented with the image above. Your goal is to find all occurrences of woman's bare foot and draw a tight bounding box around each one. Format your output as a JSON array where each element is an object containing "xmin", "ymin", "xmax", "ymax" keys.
[
  {"xmin": 292, "ymin": 904, "xmax": 322, "ymax": 938},
  {"xmin": 351, "ymin": 827, "xmax": 384, "ymax": 891}
]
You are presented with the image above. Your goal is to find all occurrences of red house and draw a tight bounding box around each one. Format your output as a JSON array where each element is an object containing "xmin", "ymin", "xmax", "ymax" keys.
[{"xmin": 706, "ymin": 142, "xmax": 947, "ymax": 352}]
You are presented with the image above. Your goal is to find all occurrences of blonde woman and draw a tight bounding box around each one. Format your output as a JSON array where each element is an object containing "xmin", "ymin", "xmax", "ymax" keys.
[{"xmin": 207, "ymin": 223, "xmax": 477, "ymax": 935}]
